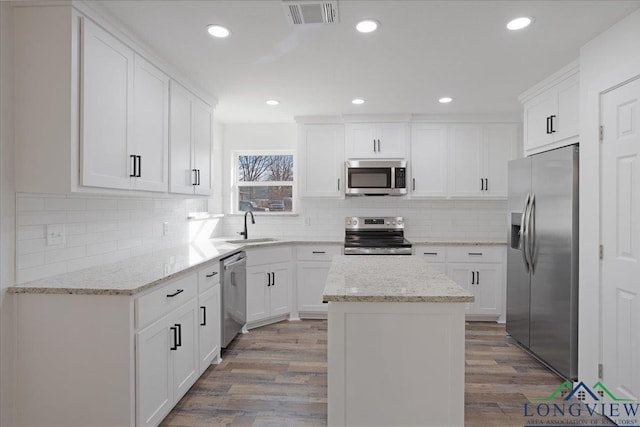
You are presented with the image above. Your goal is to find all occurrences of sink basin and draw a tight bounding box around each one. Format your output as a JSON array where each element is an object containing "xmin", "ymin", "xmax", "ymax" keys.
[{"xmin": 225, "ymin": 238, "xmax": 279, "ymax": 244}]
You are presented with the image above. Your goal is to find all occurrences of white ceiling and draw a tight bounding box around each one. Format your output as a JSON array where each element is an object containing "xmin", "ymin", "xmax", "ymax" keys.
[{"xmin": 96, "ymin": 0, "xmax": 640, "ymax": 123}]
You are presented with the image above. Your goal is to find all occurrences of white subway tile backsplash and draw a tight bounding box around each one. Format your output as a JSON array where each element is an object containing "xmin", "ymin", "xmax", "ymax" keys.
[{"xmin": 16, "ymin": 193, "xmax": 209, "ymax": 284}]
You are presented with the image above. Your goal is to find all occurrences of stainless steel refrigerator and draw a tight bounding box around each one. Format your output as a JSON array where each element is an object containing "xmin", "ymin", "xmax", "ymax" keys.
[{"xmin": 506, "ymin": 145, "xmax": 579, "ymax": 381}]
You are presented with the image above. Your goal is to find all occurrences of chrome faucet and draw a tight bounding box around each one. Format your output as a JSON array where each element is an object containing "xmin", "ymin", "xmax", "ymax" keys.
[{"xmin": 239, "ymin": 210, "xmax": 255, "ymax": 240}]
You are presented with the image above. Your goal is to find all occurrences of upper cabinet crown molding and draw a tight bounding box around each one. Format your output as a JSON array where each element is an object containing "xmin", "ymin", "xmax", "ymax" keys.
[
  {"xmin": 342, "ymin": 114, "xmax": 413, "ymax": 123},
  {"xmin": 518, "ymin": 60, "xmax": 579, "ymax": 104}
]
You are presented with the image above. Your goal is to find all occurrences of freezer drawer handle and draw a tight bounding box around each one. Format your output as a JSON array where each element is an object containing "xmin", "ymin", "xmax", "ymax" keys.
[{"xmin": 166, "ymin": 289, "xmax": 184, "ymax": 298}]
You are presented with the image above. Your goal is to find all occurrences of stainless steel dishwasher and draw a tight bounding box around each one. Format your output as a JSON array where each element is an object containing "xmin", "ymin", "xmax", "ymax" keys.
[{"xmin": 221, "ymin": 251, "xmax": 247, "ymax": 348}]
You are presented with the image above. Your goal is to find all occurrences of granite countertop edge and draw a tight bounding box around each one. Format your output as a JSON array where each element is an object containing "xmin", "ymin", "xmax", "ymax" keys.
[{"xmin": 323, "ymin": 295, "xmax": 475, "ymax": 303}]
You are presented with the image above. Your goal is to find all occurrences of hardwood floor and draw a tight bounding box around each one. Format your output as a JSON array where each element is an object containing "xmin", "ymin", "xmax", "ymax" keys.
[{"xmin": 161, "ymin": 320, "xmax": 614, "ymax": 427}]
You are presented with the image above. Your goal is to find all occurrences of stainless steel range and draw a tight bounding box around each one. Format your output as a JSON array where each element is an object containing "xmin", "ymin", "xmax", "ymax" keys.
[{"xmin": 344, "ymin": 216, "xmax": 412, "ymax": 255}]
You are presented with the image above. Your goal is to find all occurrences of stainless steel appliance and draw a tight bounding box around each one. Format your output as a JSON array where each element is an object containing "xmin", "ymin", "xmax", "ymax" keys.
[
  {"xmin": 221, "ymin": 251, "xmax": 247, "ymax": 348},
  {"xmin": 345, "ymin": 160, "xmax": 407, "ymax": 196},
  {"xmin": 506, "ymin": 145, "xmax": 579, "ymax": 380},
  {"xmin": 344, "ymin": 216, "xmax": 412, "ymax": 255}
]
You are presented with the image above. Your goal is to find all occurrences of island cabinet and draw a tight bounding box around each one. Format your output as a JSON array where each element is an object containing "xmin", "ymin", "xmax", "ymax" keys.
[
  {"xmin": 345, "ymin": 123, "xmax": 408, "ymax": 159},
  {"xmin": 295, "ymin": 244, "xmax": 342, "ymax": 317},
  {"xmin": 323, "ymin": 256, "xmax": 473, "ymax": 427},
  {"xmin": 12, "ymin": 259, "xmax": 222, "ymax": 427},
  {"xmin": 521, "ymin": 64, "xmax": 579, "ymax": 156},
  {"xmin": 245, "ymin": 246, "xmax": 293, "ymax": 327},
  {"xmin": 298, "ymin": 124, "xmax": 345, "ymax": 198},
  {"xmin": 13, "ymin": 4, "xmax": 213, "ymax": 196}
]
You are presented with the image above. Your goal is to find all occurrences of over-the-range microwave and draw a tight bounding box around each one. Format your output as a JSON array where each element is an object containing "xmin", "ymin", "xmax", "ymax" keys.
[{"xmin": 345, "ymin": 160, "xmax": 407, "ymax": 196}]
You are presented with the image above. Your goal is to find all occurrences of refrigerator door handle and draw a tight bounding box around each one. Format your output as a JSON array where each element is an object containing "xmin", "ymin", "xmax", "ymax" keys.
[
  {"xmin": 528, "ymin": 194, "xmax": 536, "ymax": 272},
  {"xmin": 520, "ymin": 194, "xmax": 531, "ymax": 272}
]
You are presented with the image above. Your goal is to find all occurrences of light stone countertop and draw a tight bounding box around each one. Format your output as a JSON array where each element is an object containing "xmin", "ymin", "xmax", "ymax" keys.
[
  {"xmin": 407, "ymin": 239, "xmax": 506, "ymax": 246},
  {"xmin": 322, "ymin": 255, "xmax": 474, "ymax": 303}
]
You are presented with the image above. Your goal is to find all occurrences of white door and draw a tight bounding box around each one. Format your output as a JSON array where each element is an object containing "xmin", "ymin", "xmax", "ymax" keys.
[
  {"xmin": 192, "ymin": 98, "xmax": 213, "ymax": 195},
  {"xmin": 269, "ymin": 263, "xmax": 291, "ymax": 317},
  {"xmin": 171, "ymin": 300, "xmax": 199, "ymax": 402},
  {"xmin": 198, "ymin": 284, "xmax": 220, "ymax": 373},
  {"xmin": 484, "ymin": 124, "xmax": 517, "ymax": 198},
  {"xmin": 136, "ymin": 316, "xmax": 172, "ymax": 427},
  {"xmin": 601, "ymin": 77, "xmax": 640, "ymax": 406},
  {"xmin": 246, "ymin": 266, "xmax": 269, "ymax": 323},
  {"xmin": 410, "ymin": 124, "xmax": 447, "ymax": 197},
  {"xmin": 297, "ymin": 262, "xmax": 330, "ymax": 313},
  {"xmin": 298, "ymin": 124, "xmax": 345, "ymax": 198},
  {"xmin": 448, "ymin": 125, "xmax": 483, "ymax": 197},
  {"xmin": 132, "ymin": 55, "xmax": 169, "ymax": 192},
  {"xmin": 169, "ymin": 82, "xmax": 195, "ymax": 194},
  {"xmin": 377, "ymin": 123, "xmax": 407, "ymax": 158},
  {"xmin": 81, "ymin": 18, "xmax": 133, "ymax": 190},
  {"xmin": 346, "ymin": 124, "xmax": 377, "ymax": 158}
]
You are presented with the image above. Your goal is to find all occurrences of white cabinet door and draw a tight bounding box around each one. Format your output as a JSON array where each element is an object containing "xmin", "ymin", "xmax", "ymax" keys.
[
  {"xmin": 246, "ymin": 266, "xmax": 270, "ymax": 323},
  {"xmin": 346, "ymin": 124, "xmax": 378, "ymax": 158},
  {"xmin": 474, "ymin": 265, "xmax": 502, "ymax": 316},
  {"xmin": 446, "ymin": 263, "xmax": 474, "ymax": 313},
  {"xmin": 377, "ymin": 123, "xmax": 407, "ymax": 158},
  {"xmin": 523, "ymin": 93, "xmax": 555, "ymax": 155},
  {"xmin": 297, "ymin": 261, "xmax": 331, "ymax": 313},
  {"xmin": 298, "ymin": 124, "xmax": 345, "ymax": 198},
  {"xmin": 410, "ymin": 124, "xmax": 447, "ymax": 197},
  {"xmin": 171, "ymin": 299, "xmax": 199, "ymax": 402},
  {"xmin": 198, "ymin": 284, "xmax": 220, "ymax": 374},
  {"xmin": 136, "ymin": 315, "xmax": 172, "ymax": 427},
  {"xmin": 81, "ymin": 18, "xmax": 133, "ymax": 190},
  {"xmin": 554, "ymin": 76, "xmax": 579, "ymax": 144},
  {"xmin": 269, "ymin": 262, "xmax": 291, "ymax": 317},
  {"xmin": 169, "ymin": 82, "xmax": 194, "ymax": 194},
  {"xmin": 448, "ymin": 125, "xmax": 484, "ymax": 197},
  {"xmin": 132, "ymin": 55, "xmax": 169, "ymax": 192},
  {"xmin": 484, "ymin": 124, "xmax": 517, "ymax": 198},
  {"xmin": 192, "ymin": 99, "xmax": 213, "ymax": 195}
]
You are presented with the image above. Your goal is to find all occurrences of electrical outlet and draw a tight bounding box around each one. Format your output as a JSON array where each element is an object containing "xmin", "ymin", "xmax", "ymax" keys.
[
  {"xmin": 46, "ymin": 224, "xmax": 66, "ymax": 246},
  {"xmin": 163, "ymin": 222, "xmax": 170, "ymax": 236}
]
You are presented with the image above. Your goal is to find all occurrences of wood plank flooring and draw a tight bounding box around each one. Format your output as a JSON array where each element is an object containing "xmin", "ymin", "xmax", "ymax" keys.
[{"xmin": 161, "ymin": 320, "xmax": 614, "ymax": 427}]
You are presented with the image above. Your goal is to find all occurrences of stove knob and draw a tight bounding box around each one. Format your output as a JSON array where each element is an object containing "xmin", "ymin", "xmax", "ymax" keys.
[
  {"xmin": 386, "ymin": 221, "xmax": 390, "ymax": 225},
  {"xmin": 392, "ymin": 221, "xmax": 397, "ymax": 226},
  {"xmin": 397, "ymin": 219, "xmax": 403, "ymax": 226},
  {"xmin": 353, "ymin": 219, "xmax": 358, "ymax": 226},
  {"xmin": 347, "ymin": 220, "xmax": 352, "ymax": 226}
]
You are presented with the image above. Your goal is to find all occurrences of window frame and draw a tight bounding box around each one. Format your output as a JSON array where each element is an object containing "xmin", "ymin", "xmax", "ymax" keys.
[{"xmin": 231, "ymin": 150, "xmax": 296, "ymax": 215}]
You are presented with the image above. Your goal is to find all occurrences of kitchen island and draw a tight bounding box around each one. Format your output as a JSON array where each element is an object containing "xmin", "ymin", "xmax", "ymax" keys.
[{"xmin": 323, "ymin": 255, "xmax": 474, "ymax": 427}]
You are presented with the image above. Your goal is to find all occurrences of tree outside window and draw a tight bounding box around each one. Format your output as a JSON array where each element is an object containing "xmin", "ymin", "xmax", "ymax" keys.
[{"xmin": 235, "ymin": 153, "xmax": 294, "ymax": 213}]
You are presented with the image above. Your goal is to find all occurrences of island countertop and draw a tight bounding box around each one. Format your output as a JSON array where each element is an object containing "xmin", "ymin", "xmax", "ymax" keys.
[{"xmin": 322, "ymin": 255, "xmax": 474, "ymax": 303}]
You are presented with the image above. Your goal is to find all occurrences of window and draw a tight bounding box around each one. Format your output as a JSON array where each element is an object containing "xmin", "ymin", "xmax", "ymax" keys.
[{"xmin": 233, "ymin": 152, "xmax": 295, "ymax": 213}]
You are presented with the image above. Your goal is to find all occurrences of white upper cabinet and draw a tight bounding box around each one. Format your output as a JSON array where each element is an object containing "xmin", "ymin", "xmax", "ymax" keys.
[
  {"xmin": 521, "ymin": 64, "xmax": 579, "ymax": 156},
  {"xmin": 409, "ymin": 124, "xmax": 448, "ymax": 197},
  {"xmin": 132, "ymin": 56, "xmax": 170, "ymax": 192},
  {"xmin": 346, "ymin": 123, "xmax": 408, "ymax": 158},
  {"xmin": 169, "ymin": 81, "xmax": 213, "ymax": 196},
  {"xmin": 13, "ymin": 6, "xmax": 213, "ymax": 195},
  {"xmin": 81, "ymin": 18, "xmax": 133, "ymax": 190},
  {"xmin": 448, "ymin": 124, "xmax": 518, "ymax": 198},
  {"xmin": 298, "ymin": 124, "xmax": 345, "ymax": 198}
]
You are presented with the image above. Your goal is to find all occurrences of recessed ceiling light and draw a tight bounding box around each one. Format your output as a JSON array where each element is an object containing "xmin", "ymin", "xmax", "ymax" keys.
[
  {"xmin": 439, "ymin": 97, "xmax": 453, "ymax": 104},
  {"xmin": 356, "ymin": 20, "xmax": 379, "ymax": 33},
  {"xmin": 506, "ymin": 17, "xmax": 532, "ymax": 31},
  {"xmin": 266, "ymin": 100, "xmax": 279, "ymax": 106},
  {"xmin": 207, "ymin": 24, "xmax": 230, "ymax": 38},
  {"xmin": 352, "ymin": 98, "xmax": 365, "ymax": 105}
]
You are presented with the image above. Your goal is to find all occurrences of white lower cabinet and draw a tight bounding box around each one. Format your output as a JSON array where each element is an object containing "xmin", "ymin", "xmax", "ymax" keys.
[
  {"xmin": 296, "ymin": 244, "xmax": 343, "ymax": 316},
  {"xmin": 414, "ymin": 245, "xmax": 505, "ymax": 320},
  {"xmin": 198, "ymin": 284, "xmax": 221, "ymax": 374},
  {"xmin": 247, "ymin": 262, "xmax": 291, "ymax": 324}
]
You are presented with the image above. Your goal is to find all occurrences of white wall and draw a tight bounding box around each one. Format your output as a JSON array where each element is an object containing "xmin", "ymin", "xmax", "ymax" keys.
[
  {"xmin": 217, "ymin": 123, "xmax": 508, "ymax": 241},
  {"xmin": 0, "ymin": 1, "xmax": 16, "ymax": 424},
  {"xmin": 579, "ymin": 9, "xmax": 640, "ymax": 386}
]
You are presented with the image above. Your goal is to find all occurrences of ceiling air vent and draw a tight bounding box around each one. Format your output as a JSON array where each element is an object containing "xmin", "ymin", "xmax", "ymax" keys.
[{"xmin": 283, "ymin": 0, "xmax": 339, "ymax": 25}]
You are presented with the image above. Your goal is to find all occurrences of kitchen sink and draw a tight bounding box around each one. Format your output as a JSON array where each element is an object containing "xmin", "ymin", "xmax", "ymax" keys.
[{"xmin": 225, "ymin": 238, "xmax": 279, "ymax": 244}]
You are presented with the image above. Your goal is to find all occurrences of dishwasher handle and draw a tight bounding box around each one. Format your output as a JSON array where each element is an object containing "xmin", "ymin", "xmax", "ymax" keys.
[{"xmin": 224, "ymin": 256, "xmax": 246, "ymax": 270}]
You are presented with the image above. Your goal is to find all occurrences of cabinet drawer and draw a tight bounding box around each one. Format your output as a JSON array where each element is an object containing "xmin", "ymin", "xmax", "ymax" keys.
[
  {"xmin": 297, "ymin": 244, "xmax": 342, "ymax": 261},
  {"xmin": 198, "ymin": 261, "xmax": 220, "ymax": 293},
  {"xmin": 246, "ymin": 245, "xmax": 293, "ymax": 267},
  {"xmin": 447, "ymin": 246, "xmax": 503, "ymax": 263},
  {"xmin": 413, "ymin": 245, "xmax": 447, "ymax": 263},
  {"xmin": 136, "ymin": 272, "xmax": 198, "ymax": 329}
]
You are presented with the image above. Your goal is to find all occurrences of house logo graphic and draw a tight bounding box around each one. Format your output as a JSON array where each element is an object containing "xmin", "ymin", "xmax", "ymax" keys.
[
  {"xmin": 532, "ymin": 380, "xmax": 635, "ymax": 402},
  {"xmin": 524, "ymin": 381, "xmax": 639, "ymax": 426}
]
